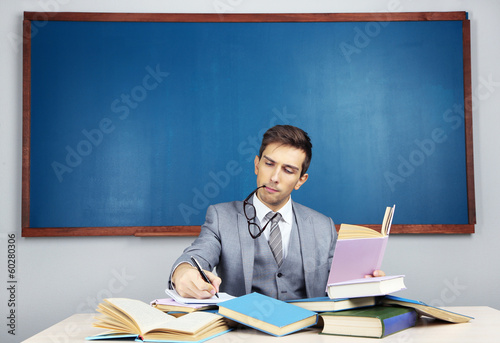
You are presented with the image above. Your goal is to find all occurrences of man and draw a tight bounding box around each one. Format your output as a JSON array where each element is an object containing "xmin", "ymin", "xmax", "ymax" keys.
[{"xmin": 169, "ymin": 125, "xmax": 382, "ymax": 301}]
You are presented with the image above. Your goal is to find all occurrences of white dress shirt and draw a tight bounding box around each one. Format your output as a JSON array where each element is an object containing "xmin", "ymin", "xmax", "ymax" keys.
[{"xmin": 252, "ymin": 194, "xmax": 293, "ymax": 259}]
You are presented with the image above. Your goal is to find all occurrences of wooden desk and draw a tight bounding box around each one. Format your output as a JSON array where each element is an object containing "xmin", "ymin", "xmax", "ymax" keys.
[{"xmin": 22, "ymin": 306, "xmax": 498, "ymax": 342}]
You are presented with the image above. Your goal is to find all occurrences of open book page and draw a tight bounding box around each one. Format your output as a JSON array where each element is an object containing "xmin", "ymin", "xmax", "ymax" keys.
[
  {"xmin": 381, "ymin": 207, "xmax": 391, "ymax": 236},
  {"xmin": 150, "ymin": 311, "xmax": 224, "ymax": 335},
  {"xmin": 382, "ymin": 205, "xmax": 395, "ymax": 236},
  {"xmin": 94, "ymin": 312, "xmax": 136, "ymax": 333},
  {"xmin": 98, "ymin": 298, "xmax": 175, "ymax": 335},
  {"xmin": 338, "ymin": 224, "xmax": 384, "ymax": 239},
  {"xmin": 338, "ymin": 206, "xmax": 395, "ymax": 240}
]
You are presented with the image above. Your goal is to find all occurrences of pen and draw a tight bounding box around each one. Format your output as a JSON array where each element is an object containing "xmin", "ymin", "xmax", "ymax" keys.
[{"xmin": 190, "ymin": 256, "xmax": 219, "ymax": 298}]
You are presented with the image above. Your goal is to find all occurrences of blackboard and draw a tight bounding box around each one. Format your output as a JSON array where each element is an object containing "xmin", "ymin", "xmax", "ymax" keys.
[{"xmin": 22, "ymin": 12, "xmax": 475, "ymax": 236}]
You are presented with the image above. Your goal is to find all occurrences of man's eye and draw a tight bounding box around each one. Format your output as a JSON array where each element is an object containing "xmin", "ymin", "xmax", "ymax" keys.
[{"xmin": 284, "ymin": 168, "xmax": 294, "ymax": 174}]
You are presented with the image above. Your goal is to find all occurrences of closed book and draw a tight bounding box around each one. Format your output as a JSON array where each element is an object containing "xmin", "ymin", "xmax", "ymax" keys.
[
  {"xmin": 320, "ymin": 305, "xmax": 418, "ymax": 338},
  {"xmin": 327, "ymin": 275, "xmax": 406, "ymax": 299},
  {"xmin": 150, "ymin": 298, "xmax": 216, "ymax": 314},
  {"xmin": 218, "ymin": 292, "xmax": 317, "ymax": 336},
  {"xmin": 287, "ymin": 296, "xmax": 376, "ymax": 312}
]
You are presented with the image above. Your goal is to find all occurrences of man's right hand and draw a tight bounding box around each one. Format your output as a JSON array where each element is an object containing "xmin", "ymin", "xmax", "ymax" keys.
[{"xmin": 171, "ymin": 262, "xmax": 222, "ymax": 299}]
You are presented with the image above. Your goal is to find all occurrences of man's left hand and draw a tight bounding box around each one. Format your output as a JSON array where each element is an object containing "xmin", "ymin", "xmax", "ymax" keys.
[{"xmin": 364, "ymin": 270, "xmax": 386, "ymax": 278}]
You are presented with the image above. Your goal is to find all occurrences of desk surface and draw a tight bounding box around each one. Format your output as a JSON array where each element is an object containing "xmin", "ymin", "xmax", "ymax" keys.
[{"xmin": 22, "ymin": 306, "xmax": 498, "ymax": 343}]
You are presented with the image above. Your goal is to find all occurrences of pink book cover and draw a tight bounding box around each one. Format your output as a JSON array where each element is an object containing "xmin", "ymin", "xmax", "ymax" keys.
[{"xmin": 326, "ymin": 236, "xmax": 388, "ymax": 286}]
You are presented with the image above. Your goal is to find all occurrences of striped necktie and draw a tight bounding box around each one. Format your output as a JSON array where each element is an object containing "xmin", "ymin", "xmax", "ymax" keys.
[{"xmin": 265, "ymin": 211, "xmax": 283, "ymax": 267}]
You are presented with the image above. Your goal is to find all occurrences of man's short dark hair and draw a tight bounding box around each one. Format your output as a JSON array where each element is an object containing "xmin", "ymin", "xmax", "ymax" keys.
[{"xmin": 259, "ymin": 125, "xmax": 312, "ymax": 176}]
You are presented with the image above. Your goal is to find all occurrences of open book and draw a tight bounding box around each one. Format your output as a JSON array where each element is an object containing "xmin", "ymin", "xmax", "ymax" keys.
[
  {"xmin": 86, "ymin": 298, "xmax": 231, "ymax": 342},
  {"xmin": 337, "ymin": 205, "xmax": 394, "ymax": 240},
  {"xmin": 328, "ymin": 205, "xmax": 395, "ymax": 284},
  {"xmin": 381, "ymin": 295, "xmax": 474, "ymax": 323},
  {"xmin": 326, "ymin": 206, "xmax": 404, "ymax": 298}
]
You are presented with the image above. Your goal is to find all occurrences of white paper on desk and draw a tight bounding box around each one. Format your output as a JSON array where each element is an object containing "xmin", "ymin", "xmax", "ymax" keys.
[{"xmin": 165, "ymin": 288, "xmax": 235, "ymax": 304}]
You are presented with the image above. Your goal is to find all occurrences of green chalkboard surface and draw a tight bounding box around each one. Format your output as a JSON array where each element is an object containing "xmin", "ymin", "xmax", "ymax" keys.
[{"xmin": 22, "ymin": 12, "xmax": 475, "ymax": 236}]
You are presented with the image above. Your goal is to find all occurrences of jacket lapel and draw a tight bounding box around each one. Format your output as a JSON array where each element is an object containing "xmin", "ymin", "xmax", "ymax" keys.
[
  {"xmin": 293, "ymin": 201, "xmax": 317, "ymax": 297},
  {"xmin": 237, "ymin": 205, "xmax": 255, "ymax": 294}
]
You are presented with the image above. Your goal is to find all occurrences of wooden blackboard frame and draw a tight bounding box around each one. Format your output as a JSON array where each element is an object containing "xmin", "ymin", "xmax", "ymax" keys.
[{"xmin": 22, "ymin": 11, "xmax": 475, "ymax": 237}]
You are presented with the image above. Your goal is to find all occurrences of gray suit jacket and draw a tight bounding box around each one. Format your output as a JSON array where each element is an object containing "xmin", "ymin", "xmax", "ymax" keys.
[{"xmin": 170, "ymin": 200, "xmax": 337, "ymax": 298}]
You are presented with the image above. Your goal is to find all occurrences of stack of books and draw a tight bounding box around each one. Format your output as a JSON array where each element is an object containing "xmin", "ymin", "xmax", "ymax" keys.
[
  {"xmin": 326, "ymin": 205, "xmax": 407, "ymax": 300},
  {"xmin": 301, "ymin": 205, "xmax": 471, "ymax": 338},
  {"xmin": 86, "ymin": 206, "xmax": 472, "ymax": 341},
  {"xmin": 295, "ymin": 295, "xmax": 473, "ymax": 338}
]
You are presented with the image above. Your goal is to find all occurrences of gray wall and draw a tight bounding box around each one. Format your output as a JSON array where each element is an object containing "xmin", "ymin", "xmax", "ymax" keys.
[{"xmin": 1, "ymin": 0, "xmax": 499, "ymax": 342}]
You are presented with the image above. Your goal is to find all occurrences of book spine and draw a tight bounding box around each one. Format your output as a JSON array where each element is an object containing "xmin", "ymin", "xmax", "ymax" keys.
[{"xmin": 381, "ymin": 310, "xmax": 417, "ymax": 337}]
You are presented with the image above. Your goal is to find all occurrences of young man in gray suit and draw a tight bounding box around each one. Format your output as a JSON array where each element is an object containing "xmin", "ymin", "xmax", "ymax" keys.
[{"xmin": 169, "ymin": 125, "xmax": 383, "ymax": 300}]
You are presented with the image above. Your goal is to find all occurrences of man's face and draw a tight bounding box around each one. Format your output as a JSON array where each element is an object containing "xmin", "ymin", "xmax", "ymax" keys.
[{"xmin": 254, "ymin": 142, "xmax": 309, "ymax": 212}]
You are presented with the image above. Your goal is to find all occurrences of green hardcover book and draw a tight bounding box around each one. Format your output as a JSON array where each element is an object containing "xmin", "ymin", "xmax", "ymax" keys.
[{"xmin": 320, "ymin": 305, "xmax": 417, "ymax": 338}]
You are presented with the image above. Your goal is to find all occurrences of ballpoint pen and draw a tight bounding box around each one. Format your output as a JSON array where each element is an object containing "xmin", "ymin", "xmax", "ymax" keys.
[{"xmin": 190, "ymin": 256, "xmax": 219, "ymax": 298}]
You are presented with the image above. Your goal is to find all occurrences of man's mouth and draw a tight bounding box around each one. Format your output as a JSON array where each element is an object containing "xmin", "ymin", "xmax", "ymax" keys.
[{"xmin": 264, "ymin": 186, "xmax": 278, "ymax": 193}]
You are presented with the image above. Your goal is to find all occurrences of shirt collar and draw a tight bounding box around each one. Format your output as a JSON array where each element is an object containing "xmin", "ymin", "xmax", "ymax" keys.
[{"xmin": 252, "ymin": 193, "xmax": 293, "ymax": 225}]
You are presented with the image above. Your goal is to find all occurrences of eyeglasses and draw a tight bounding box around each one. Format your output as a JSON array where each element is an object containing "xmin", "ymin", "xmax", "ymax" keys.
[{"xmin": 243, "ymin": 186, "xmax": 279, "ymax": 239}]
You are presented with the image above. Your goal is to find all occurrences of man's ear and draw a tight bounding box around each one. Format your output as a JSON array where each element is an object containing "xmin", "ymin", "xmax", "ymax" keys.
[
  {"xmin": 254, "ymin": 155, "xmax": 260, "ymax": 175},
  {"xmin": 294, "ymin": 173, "xmax": 308, "ymax": 190}
]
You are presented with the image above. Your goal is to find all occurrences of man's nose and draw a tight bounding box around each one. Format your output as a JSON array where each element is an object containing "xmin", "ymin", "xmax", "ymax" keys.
[{"xmin": 270, "ymin": 167, "xmax": 280, "ymax": 182}]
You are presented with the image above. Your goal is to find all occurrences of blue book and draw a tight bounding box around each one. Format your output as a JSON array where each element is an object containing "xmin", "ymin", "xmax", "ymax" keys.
[
  {"xmin": 217, "ymin": 292, "xmax": 318, "ymax": 336},
  {"xmin": 319, "ymin": 305, "xmax": 417, "ymax": 338}
]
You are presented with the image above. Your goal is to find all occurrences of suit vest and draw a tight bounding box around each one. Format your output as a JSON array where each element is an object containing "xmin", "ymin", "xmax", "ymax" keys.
[{"xmin": 251, "ymin": 215, "xmax": 306, "ymax": 300}]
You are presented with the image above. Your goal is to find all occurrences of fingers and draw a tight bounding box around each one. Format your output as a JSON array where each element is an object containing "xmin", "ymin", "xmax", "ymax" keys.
[
  {"xmin": 364, "ymin": 270, "xmax": 386, "ymax": 278},
  {"xmin": 205, "ymin": 270, "xmax": 222, "ymax": 293},
  {"xmin": 172, "ymin": 263, "xmax": 220, "ymax": 299}
]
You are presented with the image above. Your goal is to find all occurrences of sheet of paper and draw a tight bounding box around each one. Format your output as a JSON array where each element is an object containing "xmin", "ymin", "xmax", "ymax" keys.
[{"xmin": 165, "ymin": 289, "xmax": 235, "ymax": 304}]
